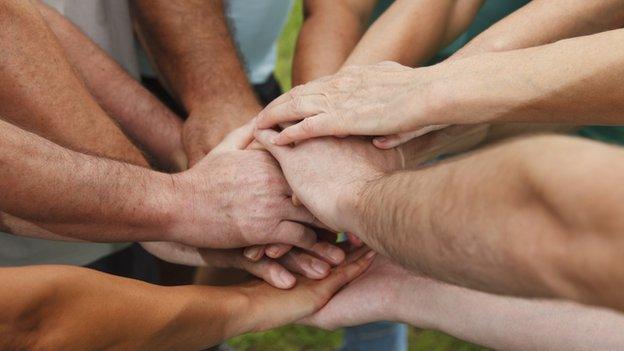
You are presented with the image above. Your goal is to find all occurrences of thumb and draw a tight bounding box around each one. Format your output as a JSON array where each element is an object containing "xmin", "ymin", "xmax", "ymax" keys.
[
  {"xmin": 212, "ymin": 119, "xmax": 256, "ymax": 153},
  {"xmin": 253, "ymin": 128, "xmax": 291, "ymax": 161}
]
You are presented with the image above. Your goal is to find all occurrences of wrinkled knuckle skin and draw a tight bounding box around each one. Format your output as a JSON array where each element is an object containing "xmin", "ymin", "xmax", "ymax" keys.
[{"xmin": 300, "ymin": 118, "xmax": 315, "ymax": 134}]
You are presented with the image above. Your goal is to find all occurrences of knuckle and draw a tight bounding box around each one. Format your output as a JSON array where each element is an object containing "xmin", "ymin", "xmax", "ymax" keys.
[{"xmin": 300, "ymin": 118, "xmax": 316, "ymax": 134}]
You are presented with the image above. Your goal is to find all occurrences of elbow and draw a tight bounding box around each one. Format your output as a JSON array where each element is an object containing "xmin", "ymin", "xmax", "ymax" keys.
[
  {"xmin": 516, "ymin": 136, "xmax": 624, "ymax": 310},
  {"xmin": 537, "ymin": 228, "xmax": 624, "ymax": 312}
]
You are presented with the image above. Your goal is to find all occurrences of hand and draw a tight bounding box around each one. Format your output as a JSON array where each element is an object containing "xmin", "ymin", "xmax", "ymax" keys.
[
  {"xmin": 169, "ymin": 121, "xmax": 325, "ymax": 250},
  {"xmin": 237, "ymin": 248, "xmax": 377, "ymax": 332},
  {"xmin": 142, "ymin": 240, "xmax": 345, "ymax": 289},
  {"xmin": 253, "ymin": 128, "xmax": 402, "ymax": 234},
  {"xmin": 255, "ymin": 62, "xmax": 447, "ymax": 147},
  {"xmin": 182, "ymin": 107, "xmax": 256, "ymax": 167},
  {"xmin": 300, "ymin": 256, "xmax": 437, "ymax": 330}
]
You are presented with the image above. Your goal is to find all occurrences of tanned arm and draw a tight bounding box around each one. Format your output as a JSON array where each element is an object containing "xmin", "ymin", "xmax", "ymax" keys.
[
  {"xmin": 35, "ymin": 1, "xmax": 186, "ymax": 171},
  {"xmin": 0, "ymin": 252, "xmax": 373, "ymax": 350},
  {"xmin": 0, "ymin": 0, "xmax": 146, "ymax": 167},
  {"xmin": 130, "ymin": 0, "xmax": 262, "ymax": 165},
  {"xmin": 345, "ymin": 0, "xmax": 484, "ymax": 67},
  {"xmin": 346, "ymin": 135, "xmax": 624, "ymax": 310},
  {"xmin": 292, "ymin": 0, "xmax": 377, "ymax": 86}
]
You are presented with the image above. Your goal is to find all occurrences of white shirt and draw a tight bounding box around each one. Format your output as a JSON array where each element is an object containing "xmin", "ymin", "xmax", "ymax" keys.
[{"xmin": 0, "ymin": 0, "xmax": 291, "ymax": 266}]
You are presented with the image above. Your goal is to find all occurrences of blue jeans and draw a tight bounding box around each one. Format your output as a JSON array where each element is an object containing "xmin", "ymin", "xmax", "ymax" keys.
[{"xmin": 342, "ymin": 322, "xmax": 408, "ymax": 351}]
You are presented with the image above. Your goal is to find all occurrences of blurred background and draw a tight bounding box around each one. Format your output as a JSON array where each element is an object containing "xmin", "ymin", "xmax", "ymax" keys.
[{"xmin": 227, "ymin": 2, "xmax": 489, "ymax": 350}]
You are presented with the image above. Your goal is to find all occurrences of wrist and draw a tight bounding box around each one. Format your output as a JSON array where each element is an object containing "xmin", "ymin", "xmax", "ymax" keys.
[
  {"xmin": 337, "ymin": 172, "xmax": 387, "ymax": 240},
  {"xmin": 142, "ymin": 170, "xmax": 200, "ymax": 244}
]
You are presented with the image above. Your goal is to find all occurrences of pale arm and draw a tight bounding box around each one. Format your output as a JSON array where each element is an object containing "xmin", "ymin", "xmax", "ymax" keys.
[
  {"xmin": 347, "ymin": 135, "xmax": 624, "ymax": 310},
  {"xmin": 454, "ymin": 0, "xmax": 624, "ymax": 59},
  {"xmin": 304, "ymin": 258, "xmax": 624, "ymax": 351}
]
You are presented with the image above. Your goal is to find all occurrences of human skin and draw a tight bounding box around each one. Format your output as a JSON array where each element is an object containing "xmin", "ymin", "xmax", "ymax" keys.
[
  {"xmin": 256, "ymin": 2, "xmax": 624, "ymax": 146},
  {"xmin": 34, "ymin": 1, "xmax": 187, "ymax": 172},
  {"xmin": 0, "ymin": 0, "xmax": 146, "ymax": 167},
  {"xmin": 129, "ymin": 0, "xmax": 263, "ymax": 166},
  {"xmin": 0, "ymin": 249, "xmax": 375, "ymax": 351},
  {"xmin": 1, "ymin": 118, "xmax": 347, "ymax": 288},
  {"xmin": 0, "ymin": 0, "xmax": 345, "ymax": 288},
  {"xmin": 255, "ymin": 128, "xmax": 624, "ymax": 311},
  {"xmin": 302, "ymin": 257, "xmax": 624, "ymax": 351}
]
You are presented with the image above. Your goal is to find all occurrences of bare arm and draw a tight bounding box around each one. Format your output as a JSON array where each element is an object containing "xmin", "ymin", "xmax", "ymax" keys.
[
  {"xmin": 35, "ymin": 1, "xmax": 186, "ymax": 172},
  {"xmin": 292, "ymin": 0, "xmax": 377, "ymax": 86},
  {"xmin": 345, "ymin": 0, "xmax": 483, "ymax": 67},
  {"xmin": 349, "ymin": 135, "xmax": 624, "ymax": 310},
  {"xmin": 130, "ymin": 0, "xmax": 262, "ymax": 165},
  {"xmin": 304, "ymin": 258, "xmax": 624, "ymax": 351},
  {"xmin": 454, "ymin": 0, "xmax": 624, "ymax": 59},
  {"xmin": 0, "ymin": 0, "xmax": 146, "ymax": 167},
  {"xmin": 0, "ymin": 252, "xmax": 373, "ymax": 350}
]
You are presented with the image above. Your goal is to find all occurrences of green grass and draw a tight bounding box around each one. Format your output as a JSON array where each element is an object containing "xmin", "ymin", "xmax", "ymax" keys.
[{"xmin": 228, "ymin": 2, "xmax": 492, "ymax": 350}]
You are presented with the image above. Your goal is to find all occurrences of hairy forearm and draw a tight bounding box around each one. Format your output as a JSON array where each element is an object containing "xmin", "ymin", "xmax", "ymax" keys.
[
  {"xmin": 402, "ymin": 278, "xmax": 624, "ymax": 351},
  {"xmin": 36, "ymin": 2, "xmax": 186, "ymax": 172},
  {"xmin": 0, "ymin": 119, "xmax": 176, "ymax": 242},
  {"xmin": 0, "ymin": 0, "xmax": 146, "ymax": 167},
  {"xmin": 130, "ymin": 0, "xmax": 260, "ymax": 117},
  {"xmin": 0, "ymin": 265, "xmax": 251, "ymax": 351},
  {"xmin": 352, "ymin": 135, "xmax": 624, "ymax": 309},
  {"xmin": 345, "ymin": 0, "xmax": 483, "ymax": 67},
  {"xmin": 454, "ymin": 0, "xmax": 624, "ymax": 59},
  {"xmin": 293, "ymin": 0, "xmax": 375, "ymax": 86}
]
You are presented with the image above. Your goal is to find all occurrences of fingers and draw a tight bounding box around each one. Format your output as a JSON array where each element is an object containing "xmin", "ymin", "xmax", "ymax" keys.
[
  {"xmin": 373, "ymin": 124, "xmax": 450, "ymax": 149},
  {"xmin": 313, "ymin": 249, "xmax": 376, "ymax": 297},
  {"xmin": 253, "ymin": 128, "xmax": 291, "ymax": 161},
  {"xmin": 256, "ymin": 93, "xmax": 329, "ymax": 130},
  {"xmin": 238, "ymin": 257, "xmax": 297, "ymax": 289},
  {"xmin": 272, "ymin": 113, "xmax": 343, "ymax": 145},
  {"xmin": 243, "ymin": 245, "xmax": 266, "ymax": 261},
  {"xmin": 246, "ymin": 139, "xmax": 265, "ymax": 151},
  {"xmin": 272, "ymin": 221, "xmax": 318, "ymax": 250},
  {"xmin": 265, "ymin": 243, "xmax": 292, "ymax": 259},
  {"xmin": 279, "ymin": 250, "xmax": 331, "ymax": 280},
  {"xmin": 212, "ymin": 119, "xmax": 256, "ymax": 152}
]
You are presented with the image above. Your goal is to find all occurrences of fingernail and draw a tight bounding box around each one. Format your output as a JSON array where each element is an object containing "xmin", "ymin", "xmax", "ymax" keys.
[
  {"xmin": 312, "ymin": 261, "xmax": 329, "ymax": 276},
  {"xmin": 329, "ymin": 249, "xmax": 345, "ymax": 264},
  {"xmin": 266, "ymin": 247, "xmax": 280, "ymax": 258},
  {"xmin": 244, "ymin": 247, "xmax": 261, "ymax": 260},
  {"xmin": 365, "ymin": 251, "xmax": 377, "ymax": 260},
  {"xmin": 280, "ymin": 271, "xmax": 295, "ymax": 287},
  {"xmin": 375, "ymin": 137, "xmax": 387, "ymax": 143}
]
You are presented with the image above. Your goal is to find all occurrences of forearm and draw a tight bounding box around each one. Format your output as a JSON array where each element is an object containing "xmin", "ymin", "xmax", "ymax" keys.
[
  {"xmin": 293, "ymin": 0, "xmax": 376, "ymax": 85},
  {"xmin": 453, "ymin": 0, "xmax": 624, "ymax": 59},
  {"xmin": 400, "ymin": 278, "xmax": 624, "ymax": 351},
  {"xmin": 130, "ymin": 0, "xmax": 260, "ymax": 118},
  {"xmin": 425, "ymin": 29, "xmax": 624, "ymax": 126},
  {"xmin": 345, "ymin": 0, "xmax": 482, "ymax": 67},
  {"xmin": 0, "ymin": 265, "xmax": 250, "ymax": 351},
  {"xmin": 0, "ymin": 119, "xmax": 176, "ymax": 243},
  {"xmin": 351, "ymin": 135, "xmax": 624, "ymax": 308},
  {"xmin": 36, "ymin": 2, "xmax": 186, "ymax": 172},
  {"xmin": 0, "ymin": 0, "xmax": 146, "ymax": 167}
]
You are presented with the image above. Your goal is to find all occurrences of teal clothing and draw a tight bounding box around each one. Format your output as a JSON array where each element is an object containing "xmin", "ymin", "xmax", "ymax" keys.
[{"xmin": 579, "ymin": 126, "xmax": 624, "ymax": 146}]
